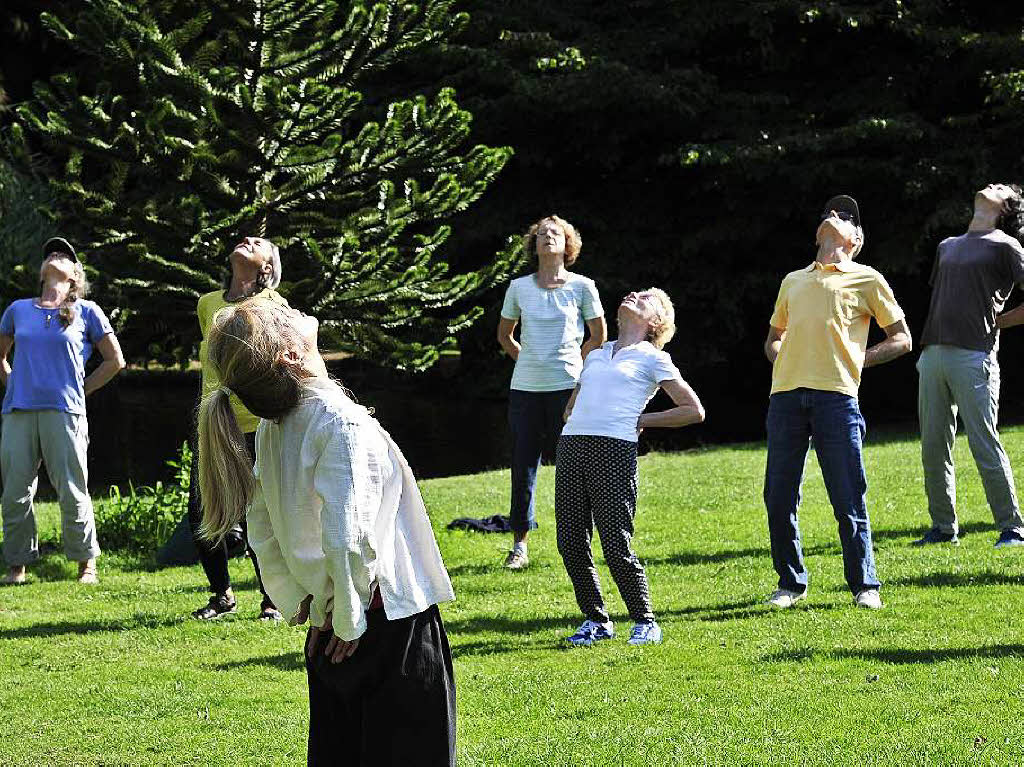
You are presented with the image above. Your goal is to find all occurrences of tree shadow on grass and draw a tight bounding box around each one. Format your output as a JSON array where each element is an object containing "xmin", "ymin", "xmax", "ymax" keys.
[
  {"xmin": 446, "ymin": 600, "xmax": 786, "ymax": 656},
  {"xmin": 644, "ymin": 547, "xmax": 768, "ymax": 568},
  {"xmin": 0, "ymin": 614, "xmax": 184, "ymax": 640},
  {"xmin": 763, "ymin": 644, "xmax": 1024, "ymax": 664},
  {"xmin": 214, "ymin": 653, "xmax": 304, "ymax": 672},
  {"xmin": 886, "ymin": 571, "xmax": 1022, "ymax": 588},
  {"xmin": 871, "ymin": 520, "xmax": 994, "ymax": 543},
  {"xmin": 446, "ymin": 562, "xmax": 507, "ymax": 578},
  {"xmin": 445, "ymin": 599, "xmax": 769, "ymax": 644},
  {"xmin": 30, "ymin": 551, "xmax": 164, "ymax": 578},
  {"xmin": 644, "ymin": 542, "xmax": 843, "ymax": 570},
  {"xmin": 694, "ymin": 602, "xmax": 841, "ymax": 623},
  {"xmin": 444, "ymin": 613, "xmax": 582, "ymax": 635}
]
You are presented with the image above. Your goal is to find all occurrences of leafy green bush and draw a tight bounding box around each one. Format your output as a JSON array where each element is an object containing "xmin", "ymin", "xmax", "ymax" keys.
[{"xmin": 95, "ymin": 442, "xmax": 191, "ymax": 554}]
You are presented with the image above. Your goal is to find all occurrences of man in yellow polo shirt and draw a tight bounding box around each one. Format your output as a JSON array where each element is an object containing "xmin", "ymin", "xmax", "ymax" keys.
[{"xmin": 763, "ymin": 195, "xmax": 912, "ymax": 610}]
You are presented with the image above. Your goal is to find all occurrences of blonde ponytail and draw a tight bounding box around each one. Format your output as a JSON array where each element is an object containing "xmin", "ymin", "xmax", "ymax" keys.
[
  {"xmin": 195, "ymin": 299, "xmax": 313, "ymax": 542},
  {"xmin": 197, "ymin": 388, "xmax": 254, "ymax": 543}
]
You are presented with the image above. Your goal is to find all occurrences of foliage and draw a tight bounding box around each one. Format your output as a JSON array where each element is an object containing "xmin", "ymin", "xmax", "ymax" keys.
[
  {"xmin": 0, "ymin": 131, "xmax": 57, "ymax": 304},
  {"xmin": 5, "ymin": 429, "xmax": 1024, "ymax": 764},
  {"xmin": 15, "ymin": 0, "xmax": 523, "ymax": 370},
  {"xmin": 409, "ymin": 0, "xmax": 1024, "ymax": 410},
  {"xmin": 94, "ymin": 441, "xmax": 191, "ymax": 553}
]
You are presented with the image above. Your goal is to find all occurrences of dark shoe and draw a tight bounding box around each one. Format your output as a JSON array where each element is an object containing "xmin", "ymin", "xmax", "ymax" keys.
[
  {"xmin": 994, "ymin": 529, "xmax": 1024, "ymax": 548},
  {"xmin": 192, "ymin": 593, "xmax": 237, "ymax": 620},
  {"xmin": 258, "ymin": 602, "xmax": 283, "ymax": 621},
  {"xmin": 911, "ymin": 528, "xmax": 959, "ymax": 546}
]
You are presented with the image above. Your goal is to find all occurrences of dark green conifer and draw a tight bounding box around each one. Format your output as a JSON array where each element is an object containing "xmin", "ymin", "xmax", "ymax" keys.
[{"xmin": 17, "ymin": 0, "xmax": 519, "ymax": 369}]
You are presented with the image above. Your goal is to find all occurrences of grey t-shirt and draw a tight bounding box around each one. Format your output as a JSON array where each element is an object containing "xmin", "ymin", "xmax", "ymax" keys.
[{"xmin": 920, "ymin": 230, "xmax": 1024, "ymax": 353}]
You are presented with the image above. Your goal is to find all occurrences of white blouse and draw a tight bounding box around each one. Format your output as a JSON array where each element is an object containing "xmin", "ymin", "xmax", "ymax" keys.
[
  {"xmin": 562, "ymin": 341, "xmax": 683, "ymax": 443},
  {"xmin": 246, "ymin": 378, "xmax": 455, "ymax": 641}
]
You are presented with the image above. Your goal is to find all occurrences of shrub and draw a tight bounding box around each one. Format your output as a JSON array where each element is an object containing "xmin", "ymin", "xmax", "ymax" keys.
[{"xmin": 95, "ymin": 442, "xmax": 191, "ymax": 554}]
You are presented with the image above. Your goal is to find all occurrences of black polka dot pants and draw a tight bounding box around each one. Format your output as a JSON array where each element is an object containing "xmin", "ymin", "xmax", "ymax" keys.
[{"xmin": 555, "ymin": 434, "xmax": 654, "ymax": 624}]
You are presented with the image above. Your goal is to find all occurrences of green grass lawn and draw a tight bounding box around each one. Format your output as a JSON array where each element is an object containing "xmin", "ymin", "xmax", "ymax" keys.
[{"xmin": 2, "ymin": 426, "xmax": 1023, "ymax": 766}]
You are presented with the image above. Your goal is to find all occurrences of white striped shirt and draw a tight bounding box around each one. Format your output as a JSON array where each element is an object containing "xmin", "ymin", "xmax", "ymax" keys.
[{"xmin": 501, "ymin": 273, "xmax": 603, "ymax": 391}]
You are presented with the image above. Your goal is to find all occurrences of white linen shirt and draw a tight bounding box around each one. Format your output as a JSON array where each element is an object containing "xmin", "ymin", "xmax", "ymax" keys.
[
  {"xmin": 246, "ymin": 378, "xmax": 455, "ymax": 641},
  {"xmin": 562, "ymin": 341, "xmax": 683, "ymax": 443}
]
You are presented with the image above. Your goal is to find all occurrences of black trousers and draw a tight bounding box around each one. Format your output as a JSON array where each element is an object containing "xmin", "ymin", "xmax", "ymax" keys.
[
  {"xmin": 186, "ymin": 431, "xmax": 271, "ymax": 605},
  {"xmin": 305, "ymin": 605, "xmax": 456, "ymax": 767}
]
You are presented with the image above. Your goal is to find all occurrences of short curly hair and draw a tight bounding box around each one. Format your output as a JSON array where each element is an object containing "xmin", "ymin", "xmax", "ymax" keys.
[
  {"xmin": 524, "ymin": 215, "xmax": 582, "ymax": 267},
  {"xmin": 646, "ymin": 288, "xmax": 676, "ymax": 349},
  {"xmin": 995, "ymin": 183, "xmax": 1024, "ymax": 246}
]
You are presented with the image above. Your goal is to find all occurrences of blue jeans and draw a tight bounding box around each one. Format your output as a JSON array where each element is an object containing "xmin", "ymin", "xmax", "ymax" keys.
[
  {"xmin": 508, "ymin": 389, "xmax": 573, "ymax": 533},
  {"xmin": 764, "ymin": 388, "xmax": 880, "ymax": 595}
]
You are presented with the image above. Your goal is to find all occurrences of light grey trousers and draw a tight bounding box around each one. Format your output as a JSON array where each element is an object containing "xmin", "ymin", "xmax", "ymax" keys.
[
  {"xmin": 1, "ymin": 410, "xmax": 100, "ymax": 566},
  {"xmin": 917, "ymin": 345, "xmax": 1024, "ymax": 535}
]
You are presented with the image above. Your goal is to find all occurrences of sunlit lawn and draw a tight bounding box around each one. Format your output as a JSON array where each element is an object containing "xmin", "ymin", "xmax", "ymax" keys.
[{"xmin": 1, "ymin": 426, "xmax": 1023, "ymax": 765}]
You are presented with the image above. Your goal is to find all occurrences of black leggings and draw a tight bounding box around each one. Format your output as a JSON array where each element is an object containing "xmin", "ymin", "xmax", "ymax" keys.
[
  {"xmin": 306, "ymin": 605, "xmax": 456, "ymax": 766},
  {"xmin": 186, "ymin": 431, "xmax": 272, "ymax": 605},
  {"xmin": 555, "ymin": 434, "xmax": 653, "ymax": 624}
]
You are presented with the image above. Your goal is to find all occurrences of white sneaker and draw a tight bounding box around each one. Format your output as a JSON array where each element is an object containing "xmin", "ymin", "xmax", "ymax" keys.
[
  {"xmin": 503, "ymin": 549, "xmax": 529, "ymax": 570},
  {"xmin": 766, "ymin": 588, "xmax": 806, "ymax": 608},
  {"xmin": 854, "ymin": 589, "xmax": 883, "ymax": 610}
]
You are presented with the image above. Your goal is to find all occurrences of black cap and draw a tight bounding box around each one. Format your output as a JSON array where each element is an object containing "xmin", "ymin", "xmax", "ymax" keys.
[
  {"xmin": 821, "ymin": 195, "xmax": 860, "ymax": 228},
  {"xmin": 42, "ymin": 237, "xmax": 78, "ymax": 262}
]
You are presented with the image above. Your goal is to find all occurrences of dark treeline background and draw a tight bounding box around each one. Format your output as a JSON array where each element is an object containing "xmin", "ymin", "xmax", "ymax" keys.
[{"xmin": 4, "ymin": 0, "xmax": 1024, "ymax": 482}]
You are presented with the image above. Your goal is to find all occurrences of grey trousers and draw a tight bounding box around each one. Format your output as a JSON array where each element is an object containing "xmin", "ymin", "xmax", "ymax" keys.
[
  {"xmin": 1, "ymin": 410, "xmax": 100, "ymax": 566},
  {"xmin": 917, "ymin": 345, "xmax": 1024, "ymax": 535}
]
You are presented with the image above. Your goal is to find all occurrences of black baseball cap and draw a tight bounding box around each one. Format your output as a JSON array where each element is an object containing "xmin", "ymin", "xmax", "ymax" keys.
[
  {"xmin": 42, "ymin": 236, "xmax": 78, "ymax": 262},
  {"xmin": 821, "ymin": 195, "xmax": 860, "ymax": 228}
]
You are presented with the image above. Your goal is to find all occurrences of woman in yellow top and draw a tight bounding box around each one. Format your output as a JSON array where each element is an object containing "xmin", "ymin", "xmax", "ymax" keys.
[{"xmin": 188, "ymin": 236, "xmax": 288, "ymax": 620}]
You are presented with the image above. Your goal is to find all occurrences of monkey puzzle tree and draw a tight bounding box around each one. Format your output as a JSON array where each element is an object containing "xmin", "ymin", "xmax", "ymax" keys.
[{"xmin": 16, "ymin": 0, "xmax": 519, "ymax": 369}]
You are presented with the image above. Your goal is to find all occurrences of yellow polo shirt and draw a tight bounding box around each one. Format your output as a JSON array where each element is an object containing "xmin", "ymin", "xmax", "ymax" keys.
[
  {"xmin": 769, "ymin": 261, "xmax": 904, "ymax": 397},
  {"xmin": 198, "ymin": 288, "xmax": 288, "ymax": 433}
]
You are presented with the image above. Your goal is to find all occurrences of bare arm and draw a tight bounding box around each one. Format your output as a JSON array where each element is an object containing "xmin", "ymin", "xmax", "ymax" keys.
[
  {"xmin": 497, "ymin": 317, "xmax": 520, "ymax": 361},
  {"xmin": 864, "ymin": 318, "xmax": 912, "ymax": 368},
  {"xmin": 997, "ymin": 304, "xmax": 1024, "ymax": 329},
  {"xmin": 0, "ymin": 334, "xmax": 12, "ymax": 387},
  {"xmin": 563, "ymin": 384, "xmax": 582, "ymax": 423},
  {"xmin": 581, "ymin": 316, "xmax": 607, "ymax": 359},
  {"xmin": 764, "ymin": 325, "xmax": 785, "ymax": 363},
  {"xmin": 84, "ymin": 333, "xmax": 127, "ymax": 396},
  {"xmin": 638, "ymin": 378, "xmax": 706, "ymax": 431}
]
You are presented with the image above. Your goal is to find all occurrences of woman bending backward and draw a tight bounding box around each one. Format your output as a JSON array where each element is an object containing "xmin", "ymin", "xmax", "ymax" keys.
[{"xmin": 197, "ymin": 300, "xmax": 456, "ymax": 766}]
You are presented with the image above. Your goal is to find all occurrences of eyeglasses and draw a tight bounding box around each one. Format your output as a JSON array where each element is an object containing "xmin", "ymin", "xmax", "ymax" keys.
[{"xmin": 822, "ymin": 210, "xmax": 855, "ymax": 223}]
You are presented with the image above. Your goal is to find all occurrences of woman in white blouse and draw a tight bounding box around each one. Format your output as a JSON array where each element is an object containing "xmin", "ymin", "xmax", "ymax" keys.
[
  {"xmin": 197, "ymin": 300, "xmax": 456, "ymax": 766},
  {"xmin": 558, "ymin": 289, "xmax": 704, "ymax": 648},
  {"xmin": 496, "ymin": 215, "xmax": 607, "ymax": 569}
]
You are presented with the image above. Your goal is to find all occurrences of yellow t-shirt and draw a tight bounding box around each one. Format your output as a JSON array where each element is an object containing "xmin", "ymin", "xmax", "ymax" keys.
[
  {"xmin": 198, "ymin": 288, "xmax": 288, "ymax": 434},
  {"xmin": 769, "ymin": 261, "xmax": 904, "ymax": 397}
]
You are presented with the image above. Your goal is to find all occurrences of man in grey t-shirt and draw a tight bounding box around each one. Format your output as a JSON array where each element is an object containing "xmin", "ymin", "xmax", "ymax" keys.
[{"xmin": 915, "ymin": 183, "xmax": 1024, "ymax": 547}]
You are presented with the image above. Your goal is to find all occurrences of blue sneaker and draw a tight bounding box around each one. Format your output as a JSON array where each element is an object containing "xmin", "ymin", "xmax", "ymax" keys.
[
  {"xmin": 627, "ymin": 620, "xmax": 663, "ymax": 646},
  {"xmin": 565, "ymin": 619, "xmax": 614, "ymax": 647},
  {"xmin": 994, "ymin": 529, "xmax": 1024, "ymax": 548}
]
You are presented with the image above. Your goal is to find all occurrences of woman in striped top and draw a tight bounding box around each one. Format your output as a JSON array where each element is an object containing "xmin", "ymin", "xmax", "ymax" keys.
[{"xmin": 496, "ymin": 215, "xmax": 607, "ymax": 569}]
